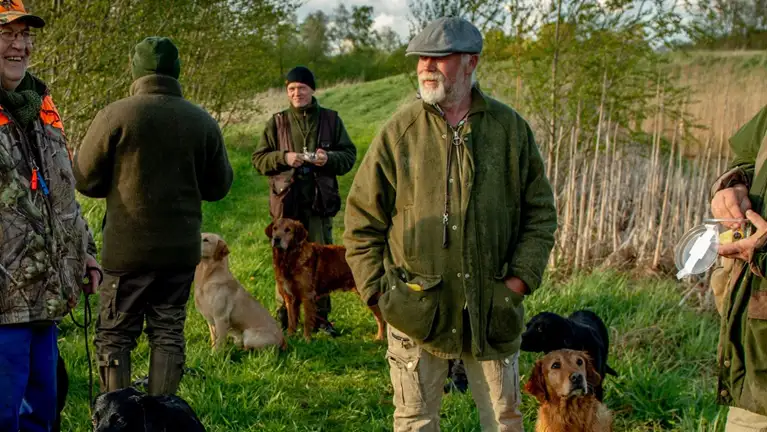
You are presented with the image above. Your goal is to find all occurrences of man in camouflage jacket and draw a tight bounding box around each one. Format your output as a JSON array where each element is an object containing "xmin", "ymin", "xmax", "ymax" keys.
[{"xmin": 0, "ymin": 2, "xmax": 100, "ymax": 431}]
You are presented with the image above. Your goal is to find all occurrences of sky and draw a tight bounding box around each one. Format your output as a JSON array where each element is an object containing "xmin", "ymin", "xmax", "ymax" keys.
[
  {"xmin": 294, "ymin": 0, "xmax": 693, "ymax": 44},
  {"xmin": 296, "ymin": 0, "xmax": 412, "ymax": 42}
]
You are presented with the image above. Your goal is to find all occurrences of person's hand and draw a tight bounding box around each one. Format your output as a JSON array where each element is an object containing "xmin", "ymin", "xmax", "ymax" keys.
[
  {"xmin": 311, "ymin": 149, "xmax": 328, "ymax": 167},
  {"xmin": 284, "ymin": 152, "xmax": 305, "ymax": 168},
  {"xmin": 503, "ymin": 276, "xmax": 528, "ymax": 297},
  {"xmin": 82, "ymin": 255, "xmax": 102, "ymax": 295},
  {"xmin": 711, "ymin": 184, "xmax": 752, "ymax": 229},
  {"xmin": 717, "ymin": 210, "xmax": 768, "ymax": 262}
]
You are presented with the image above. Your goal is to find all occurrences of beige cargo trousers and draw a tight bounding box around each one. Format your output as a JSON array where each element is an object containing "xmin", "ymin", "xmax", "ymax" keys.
[
  {"xmin": 726, "ymin": 407, "xmax": 768, "ymax": 432},
  {"xmin": 386, "ymin": 326, "xmax": 524, "ymax": 431}
]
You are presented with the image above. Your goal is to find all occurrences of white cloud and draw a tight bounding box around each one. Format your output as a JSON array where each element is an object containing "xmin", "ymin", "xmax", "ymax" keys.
[
  {"xmin": 372, "ymin": 13, "xmax": 395, "ymax": 31},
  {"xmin": 373, "ymin": 13, "xmax": 410, "ymax": 41}
]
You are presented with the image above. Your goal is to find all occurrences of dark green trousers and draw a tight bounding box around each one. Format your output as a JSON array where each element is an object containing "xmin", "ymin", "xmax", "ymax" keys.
[{"xmin": 94, "ymin": 268, "xmax": 195, "ymax": 363}]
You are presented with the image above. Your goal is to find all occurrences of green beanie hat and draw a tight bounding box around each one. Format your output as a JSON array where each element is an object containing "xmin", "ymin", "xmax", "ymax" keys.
[{"xmin": 131, "ymin": 37, "xmax": 181, "ymax": 80}]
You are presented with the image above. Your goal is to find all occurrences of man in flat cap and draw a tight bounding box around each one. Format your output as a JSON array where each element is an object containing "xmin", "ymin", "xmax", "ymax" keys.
[
  {"xmin": 344, "ymin": 16, "xmax": 557, "ymax": 431},
  {"xmin": 74, "ymin": 36, "xmax": 234, "ymax": 395},
  {"xmin": 253, "ymin": 66, "xmax": 357, "ymax": 337}
]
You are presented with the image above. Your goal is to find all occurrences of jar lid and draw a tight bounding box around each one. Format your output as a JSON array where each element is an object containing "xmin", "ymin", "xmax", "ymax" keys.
[
  {"xmin": 674, "ymin": 219, "xmax": 750, "ymax": 279},
  {"xmin": 675, "ymin": 224, "xmax": 720, "ymax": 279}
]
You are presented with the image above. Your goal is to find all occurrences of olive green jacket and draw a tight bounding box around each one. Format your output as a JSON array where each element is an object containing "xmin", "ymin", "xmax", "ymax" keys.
[
  {"xmin": 712, "ymin": 105, "xmax": 767, "ymax": 415},
  {"xmin": 74, "ymin": 75, "xmax": 233, "ymax": 272},
  {"xmin": 343, "ymin": 87, "xmax": 557, "ymax": 360}
]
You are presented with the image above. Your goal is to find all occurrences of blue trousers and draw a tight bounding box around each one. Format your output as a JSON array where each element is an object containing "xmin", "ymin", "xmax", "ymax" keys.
[{"xmin": 0, "ymin": 323, "xmax": 58, "ymax": 432}]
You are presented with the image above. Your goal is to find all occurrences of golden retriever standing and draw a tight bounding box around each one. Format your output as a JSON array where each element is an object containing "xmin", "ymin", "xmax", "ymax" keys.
[
  {"xmin": 265, "ymin": 218, "xmax": 385, "ymax": 342},
  {"xmin": 524, "ymin": 349, "xmax": 613, "ymax": 432},
  {"xmin": 195, "ymin": 233, "xmax": 286, "ymax": 350}
]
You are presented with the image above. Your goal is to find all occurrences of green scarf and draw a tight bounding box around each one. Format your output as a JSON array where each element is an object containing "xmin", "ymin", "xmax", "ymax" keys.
[{"xmin": 0, "ymin": 73, "xmax": 44, "ymax": 129}]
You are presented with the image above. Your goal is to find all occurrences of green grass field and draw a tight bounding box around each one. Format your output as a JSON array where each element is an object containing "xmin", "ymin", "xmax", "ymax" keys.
[{"xmin": 60, "ymin": 75, "xmax": 728, "ymax": 431}]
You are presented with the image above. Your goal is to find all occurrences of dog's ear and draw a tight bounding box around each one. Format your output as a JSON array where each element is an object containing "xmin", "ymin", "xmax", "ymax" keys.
[
  {"xmin": 294, "ymin": 222, "xmax": 308, "ymax": 244},
  {"xmin": 265, "ymin": 222, "xmax": 274, "ymax": 239},
  {"xmin": 524, "ymin": 359, "xmax": 549, "ymax": 403},
  {"xmin": 214, "ymin": 239, "xmax": 230, "ymax": 260},
  {"xmin": 583, "ymin": 352, "xmax": 602, "ymax": 393}
]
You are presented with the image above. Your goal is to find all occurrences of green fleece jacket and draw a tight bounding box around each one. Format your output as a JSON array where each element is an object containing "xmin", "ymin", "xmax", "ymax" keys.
[
  {"xmin": 251, "ymin": 97, "xmax": 356, "ymax": 203},
  {"xmin": 343, "ymin": 87, "xmax": 557, "ymax": 360},
  {"xmin": 73, "ymin": 74, "xmax": 233, "ymax": 272},
  {"xmin": 713, "ymin": 105, "xmax": 767, "ymax": 415}
]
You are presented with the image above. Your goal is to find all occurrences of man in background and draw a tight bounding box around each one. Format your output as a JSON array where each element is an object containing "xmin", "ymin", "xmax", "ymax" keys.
[{"xmin": 252, "ymin": 66, "xmax": 356, "ymax": 336}]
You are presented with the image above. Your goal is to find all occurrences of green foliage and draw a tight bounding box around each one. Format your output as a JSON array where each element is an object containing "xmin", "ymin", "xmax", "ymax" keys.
[
  {"xmin": 406, "ymin": 0, "xmax": 509, "ymax": 36},
  {"xmin": 269, "ymin": 4, "xmax": 410, "ymax": 92},
  {"xmin": 681, "ymin": 0, "xmax": 767, "ymax": 50},
  {"xmin": 482, "ymin": 0, "xmax": 690, "ymax": 142},
  {"xmin": 25, "ymin": 0, "xmax": 298, "ymax": 146},
  {"xmin": 19, "ymin": 1, "xmax": 409, "ymax": 148}
]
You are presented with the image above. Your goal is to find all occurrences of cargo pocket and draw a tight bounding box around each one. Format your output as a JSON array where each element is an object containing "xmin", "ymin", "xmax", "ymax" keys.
[
  {"xmin": 268, "ymin": 172, "xmax": 297, "ymax": 220},
  {"xmin": 386, "ymin": 327, "xmax": 425, "ymax": 408},
  {"xmin": 311, "ymin": 174, "xmax": 341, "ymax": 217},
  {"xmin": 710, "ymin": 258, "xmax": 743, "ymax": 316},
  {"xmin": 487, "ymin": 264, "xmax": 524, "ymax": 345},
  {"xmin": 745, "ymin": 289, "xmax": 767, "ymax": 408},
  {"xmin": 378, "ymin": 267, "xmax": 441, "ymax": 341},
  {"xmin": 97, "ymin": 274, "xmax": 120, "ymax": 328},
  {"xmin": 497, "ymin": 353, "xmax": 520, "ymax": 404}
]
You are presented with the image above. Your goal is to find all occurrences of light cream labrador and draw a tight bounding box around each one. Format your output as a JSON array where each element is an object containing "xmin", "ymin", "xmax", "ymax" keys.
[{"xmin": 194, "ymin": 233, "xmax": 285, "ymax": 351}]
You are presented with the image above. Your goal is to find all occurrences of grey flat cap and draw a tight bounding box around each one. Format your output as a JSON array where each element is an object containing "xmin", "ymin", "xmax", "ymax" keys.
[{"xmin": 406, "ymin": 16, "xmax": 482, "ymax": 57}]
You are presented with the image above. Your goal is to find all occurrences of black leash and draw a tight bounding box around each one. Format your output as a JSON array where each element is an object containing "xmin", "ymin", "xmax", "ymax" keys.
[{"xmin": 70, "ymin": 266, "xmax": 102, "ymax": 409}]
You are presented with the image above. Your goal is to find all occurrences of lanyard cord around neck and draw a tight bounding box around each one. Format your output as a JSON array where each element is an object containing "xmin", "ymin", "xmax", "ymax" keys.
[
  {"xmin": 290, "ymin": 110, "xmax": 312, "ymax": 153},
  {"xmin": 439, "ymin": 106, "xmax": 470, "ymax": 249}
]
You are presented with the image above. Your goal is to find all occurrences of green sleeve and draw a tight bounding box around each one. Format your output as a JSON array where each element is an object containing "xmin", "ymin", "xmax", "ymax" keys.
[
  {"xmin": 728, "ymin": 105, "xmax": 767, "ymax": 180},
  {"xmin": 505, "ymin": 121, "xmax": 558, "ymax": 293},
  {"xmin": 343, "ymin": 131, "xmax": 396, "ymax": 305},
  {"xmin": 73, "ymin": 109, "xmax": 115, "ymax": 198},
  {"xmin": 200, "ymin": 123, "xmax": 234, "ymax": 202},
  {"xmin": 325, "ymin": 116, "xmax": 357, "ymax": 175},
  {"xmin": 252, "ymin": 116, "xmax": 289, "ymax": 176}
]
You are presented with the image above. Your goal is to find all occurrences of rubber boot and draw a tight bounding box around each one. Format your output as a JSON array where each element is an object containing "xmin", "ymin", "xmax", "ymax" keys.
[
  {"xmin": 147, "ymin": 350, "xmax": 185, "ymax": 396},
  {"xmin": 97, "ymin": 352, "xmax": 131, "ymax": 393}
]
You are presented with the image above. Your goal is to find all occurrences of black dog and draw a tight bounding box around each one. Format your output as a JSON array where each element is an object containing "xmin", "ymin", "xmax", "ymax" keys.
[
  {"xmin": 53, "ymin": 354, "xmax": 68, "ymax": 432},
  {"xmin": 520, "ymin": 310, "xmax": 617, "ymax": 400},
  {"xmin": 92, "ymin": 387, "xmax": 206, "ymax": 432}
]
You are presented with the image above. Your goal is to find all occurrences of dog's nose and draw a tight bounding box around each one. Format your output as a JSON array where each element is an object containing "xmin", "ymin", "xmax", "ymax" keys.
[{"xmin": 570, "ymin": 372, "xmax": 583, "ymax": 385}]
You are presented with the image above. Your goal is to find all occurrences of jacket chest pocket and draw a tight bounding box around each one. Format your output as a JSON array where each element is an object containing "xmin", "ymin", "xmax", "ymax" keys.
[{"xmin": 401, "ymin": 206, "xmax": 443, "ymax": 262}]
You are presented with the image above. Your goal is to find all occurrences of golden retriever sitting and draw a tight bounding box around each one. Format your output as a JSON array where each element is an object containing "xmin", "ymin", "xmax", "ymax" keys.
[
  {"xmin": 195, "ymin": 233, "xmax": 286, "ymax": 351},
  {"xmin": 265, "ymin": 218, "xmax": 385, "ymax": 342},
  {"xmin": 524, "ymin": 349, "xmax": 613, "ymax": 432}
]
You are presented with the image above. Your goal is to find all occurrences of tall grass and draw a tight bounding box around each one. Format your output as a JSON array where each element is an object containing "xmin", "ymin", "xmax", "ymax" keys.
[{"xmin": 480, "ymin": 51, "xmax": 766, "ymax": 306}]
